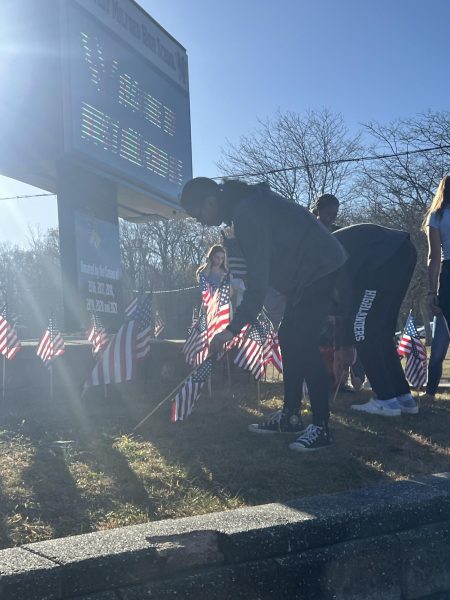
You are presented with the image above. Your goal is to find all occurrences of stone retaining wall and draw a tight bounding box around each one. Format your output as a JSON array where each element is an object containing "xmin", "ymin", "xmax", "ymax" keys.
[{"xmin": 1, "ymin": 473, "xmax": 450, "ymax": 600}]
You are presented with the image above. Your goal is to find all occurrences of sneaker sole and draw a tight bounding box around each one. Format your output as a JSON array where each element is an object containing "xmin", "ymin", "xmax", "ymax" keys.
[
  {"xmin": 350, "ymin": 406, "xmax": 401, "ymax": 417},
  {"xmin": 289, "ymin": 443, "xmax": 332, "ymax": 452},
  {"xmin": 248, "ymin": 424, "xmax": 305, "ymax": 435}
]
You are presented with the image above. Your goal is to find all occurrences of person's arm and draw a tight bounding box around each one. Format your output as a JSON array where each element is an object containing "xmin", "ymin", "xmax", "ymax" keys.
[
  {"xmin": 427, "ymin": 225, "xmax": 442, "ymax": 315},
  {"xmin": 226, "ymin": 204, "xmax": 271, "ymax": 334}
]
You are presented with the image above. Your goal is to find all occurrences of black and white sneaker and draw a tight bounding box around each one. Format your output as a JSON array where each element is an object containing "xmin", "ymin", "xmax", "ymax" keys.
[
  {"xmin": 248, "ymin": 410, "xmax": 304, "ymax": 434},
  {"xmin": 289, "ymin": 424, "xmax": 333, "ymax": 451}
]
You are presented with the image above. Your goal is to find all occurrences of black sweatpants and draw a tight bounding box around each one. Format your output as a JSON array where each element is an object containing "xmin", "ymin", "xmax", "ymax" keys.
[
  {"xmin": 278, "ymin": 270, "xmax": 339, "ymax": 426},
  {"xmin": 438, "ymin": 261, "xmax": 450, "ymax": 334},
  {"xmin": 350, "ymin": 240, "xmax": 417, "ymax": 400}
]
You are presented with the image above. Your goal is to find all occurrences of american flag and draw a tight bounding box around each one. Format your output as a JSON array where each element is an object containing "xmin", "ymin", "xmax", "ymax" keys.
[
  {"xmin": 86, "ymin": 296, "xmax": 152, "ymax": 388},
  {"xmin": 269, "ymin": 331, "xmax": 283, "ymax": 373},
  {"xmin": 187, "ymin": 306, "xmax": 199, "ymax": 336},
  {"xmin": 134, "ymin": 295, "xmax": 153, "ymax": 359},
  {"xmin": 36, "ymin": 317, "xmax": 65, "ymax": 367},
  {"xmin": 200, "ymin": 275, "xmax": 214, "ymax": 308},
  {"xmin": 398, "ymin": 313, "xmax": 427, "ymax": 388},
  {"xmin": 87, "ymin": 321, "xmax": 136, "ymax": 387},
  {"xmin": 0, "ymin": 305, "xmax": 21, "ymax": 360},
  {"xmin": 183, "ymin": 306, "xmax": 209, "ymax": 366},
  {"xmin": 125, "ymin": 295, "xmax": 139, "ymax": 318},
  {"xmin": 234, "ymin": 312, "xmax": 278, "ymax": 380},
  {"xmin": 154, "ymin": 312, "xmax": 165, "ymax": 338},
  {"xmin": 86, "ymin": 313, "xmax": 110, "ymax": 354},
  {"xmin": 204, "ymin": 274, "xmax": 231, "ymax": 340},
  {"xmin": 183, "ymin": 276, "xmax": 231, "ymax": 366},
  {"xmin": 171, "ymin": 356, "xmax": 214, "ymax": 422}
]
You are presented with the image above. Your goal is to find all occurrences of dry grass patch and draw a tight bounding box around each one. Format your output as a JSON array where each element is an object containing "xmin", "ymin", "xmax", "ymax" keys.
[{"xmin": 0, "ymin": 362, "xmax": 448, "ymax": 550}]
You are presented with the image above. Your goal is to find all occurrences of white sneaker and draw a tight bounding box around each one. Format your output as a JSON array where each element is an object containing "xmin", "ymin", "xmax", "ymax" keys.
[
  {"xmin": 396, "ymin": 394, "xmax": 419, "ymax": 415},
  {"xmin": 350, "ymin": 398, "xmax": 401, "ymax": 417}
]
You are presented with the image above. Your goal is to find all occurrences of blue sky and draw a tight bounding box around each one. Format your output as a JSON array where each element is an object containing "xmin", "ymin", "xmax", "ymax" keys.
[{"xmin": 1, "ymin": 0, "xmax": 449, "ymax": 245}]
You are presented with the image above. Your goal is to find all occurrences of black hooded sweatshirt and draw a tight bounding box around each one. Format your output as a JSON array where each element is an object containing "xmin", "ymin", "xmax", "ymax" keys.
[{"xmin": 218, "ymin": 183, "xmax": 347, "ymax": 334}]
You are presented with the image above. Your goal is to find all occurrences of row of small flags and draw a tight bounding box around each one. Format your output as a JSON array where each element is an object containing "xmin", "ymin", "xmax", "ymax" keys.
[
  {"xmin": 85, "ymin": 295, "xmax": 154, "ymax": 388},
  {"xmin": 172, "ymin": 276, "xmax": 282, "ymax": 422},
  {"xmin": 1, "ymin": 292, "xmax": 429, "ymax": 418},
  {"xmin": 0, "ymin": 298, "xmax": 165, "ymax": 375},
  {"xmin": 174, "ymin": 300, "xmax": 429, "ymax": 423},
  {"xmin": 0, "ymin": 306, "xmax": 65, "ymax": 368}
]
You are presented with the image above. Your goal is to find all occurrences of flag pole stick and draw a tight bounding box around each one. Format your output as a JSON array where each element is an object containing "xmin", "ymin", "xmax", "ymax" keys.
[
  {"xmin": 256, "ymin": 379, "xmax": 261, "ymax": 407},
  {"xmin": 49, "ymin": 364, "xmax": 54, "ymax": 402},
  {"xmin": 2, "ymin": 355, "xmax": 5, "ymax": 404},
  {"xmin": 331, "ymin": 369, "xmax": 346, "ymax": 405},
  {"xmin": 2, "ymin": 294, "xmax": 7, "ymax": 403},
  {"xmin": 133, "ymin": 365, "xmax": 199, "ymax": 431},
  {"xmin": 226, "ymin": 353, "xmax": 232, "ymax": 387},
  {"xmin": 134, "ymin": 330, "xmax": 239, "ymax": 431}
]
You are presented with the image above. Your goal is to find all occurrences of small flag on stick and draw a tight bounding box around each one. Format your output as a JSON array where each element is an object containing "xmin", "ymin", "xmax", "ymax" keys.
[
  {"xmin": 398, "ymin": 313, "xmax": 427, "ymax": 388},
  {"xmin": 86, "ymin": 313, "xmax": 110, "ymax": 354},
  {"xmin": 171, "ymin": 356, "xmax": 214, "ymax": 422},
  {"xmin": 0, "ymin": 305, "xmax": 21, "ymax": 360},
  {"xmin": 37, "ymin": 317, "xmax": 65, "ymax": 367}
]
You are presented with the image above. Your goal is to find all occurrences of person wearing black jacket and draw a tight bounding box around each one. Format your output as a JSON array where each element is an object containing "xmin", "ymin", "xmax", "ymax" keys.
[
  {"xmin": 180, "ymin": 177, "xmax": 347, "ymax": 451},
  {"xmin": 333, "ymin": 224, "xmax": 418, "ymax": 416}
]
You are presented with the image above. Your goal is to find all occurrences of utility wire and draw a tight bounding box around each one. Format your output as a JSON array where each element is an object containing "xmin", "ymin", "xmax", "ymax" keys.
[
  {"xmin": 1, "ymin": 143, "xmax": 450, "ymax": 200},
  {"xmin": 212, "ymin": 143, "xmax": 450, "ymax": 180},
  {"xmin": 0, "ymin": 193, "xmax": 56, "ymax": 202}
]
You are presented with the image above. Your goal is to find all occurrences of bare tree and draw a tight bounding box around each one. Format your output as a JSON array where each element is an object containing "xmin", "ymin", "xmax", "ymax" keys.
[
  {"xmin": 120, "ymin": 218, "xmax": 220, "ymax": 292},
  {"xmin": 0, "ymin": 227, "xmax": 62, "ymax": 337},
  {"xmin": 357, "ymin": 112, "xmax": 450, "ymax": 335},
  {"xmin": 119, "ymin": 218, "xmax": 221, "ymax": 336},
  {"xmin": 217, "ymin": 108, "xmax": 363, "ymax": 208}
]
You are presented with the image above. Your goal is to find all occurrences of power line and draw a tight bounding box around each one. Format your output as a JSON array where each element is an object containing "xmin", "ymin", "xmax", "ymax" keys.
[
  {"xmin": 0, "ymin": 193, "xmax": 56, "ymax": 202},
  {"xmin": 212, "ymin": 143, "xmax": 450, "ymax": 180},
  {"xmin": 1, "ymin": 143, "xmax": 449, "ymax": 201}
]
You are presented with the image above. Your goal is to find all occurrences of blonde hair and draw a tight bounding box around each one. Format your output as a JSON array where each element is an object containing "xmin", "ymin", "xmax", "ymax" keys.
[
  {"xmin": 422, "ymin": 175, "xmax": 450, "ymax": 231},
  {"xmin": 196, "ymin": 245, "xmax": 228, "ymax": 281}
]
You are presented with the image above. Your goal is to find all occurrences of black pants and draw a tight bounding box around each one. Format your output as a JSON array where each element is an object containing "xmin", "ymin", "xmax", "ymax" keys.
[
  {"xmin": 438, "ymin": 261, "xmax": 450, "ymax": 337},
  {"xmin": 350, "ymin": 240, "xmax": 417, "ymax": 400},
  {"xmin": 278, "ymin": 270, "xmax": 339, "ymax": 425}
]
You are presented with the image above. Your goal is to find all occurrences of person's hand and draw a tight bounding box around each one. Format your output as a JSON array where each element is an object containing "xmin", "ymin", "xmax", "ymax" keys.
[
  {"xmin": 428, "ymin": 293, "xmax": 442, "ymax": 316},
  {"xmin": 210, "ymin": 330, "xmax": 234, "ymax": 353}
]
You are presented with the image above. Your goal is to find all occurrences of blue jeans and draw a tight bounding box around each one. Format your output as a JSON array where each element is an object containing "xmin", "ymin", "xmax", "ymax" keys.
[{"xmin": 427, "ymin": 315, "xmax": 450, "ymax": 395}]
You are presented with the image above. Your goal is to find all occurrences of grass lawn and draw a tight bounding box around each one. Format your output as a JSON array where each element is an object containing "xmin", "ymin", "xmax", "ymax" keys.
[{"xmin": 0, "ymin": 359, "xmax": 449, "ymax": 550}]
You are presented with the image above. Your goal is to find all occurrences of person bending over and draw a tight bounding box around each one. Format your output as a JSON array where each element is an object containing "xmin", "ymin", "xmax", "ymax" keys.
[
  {"xmin": 181, "ymin": 177, "xmax": 347, "ymax": 451},
  {"xmin": 333, "ymin": 224, "xmax": 418, "ymax": 417}
]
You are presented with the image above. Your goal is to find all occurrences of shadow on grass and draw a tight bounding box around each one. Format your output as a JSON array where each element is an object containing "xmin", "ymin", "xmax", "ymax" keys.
[
  {"xmin": 0, "ymin": 369, "xmax": 448, "ymax": 548},
  {"xmin": 0, "ymin": 477, "xmax": 13, "ymax": 549},
  {"xmin": 133, "ymin": 379, "xmax": 394, "ymax": 511},
  {"xmin": 20, "ymin": 441, "xmax": 92, "ymax": 541},
  {"xmin": 74, "ymin": 436, "xmax": 160, "ymax": 519}
]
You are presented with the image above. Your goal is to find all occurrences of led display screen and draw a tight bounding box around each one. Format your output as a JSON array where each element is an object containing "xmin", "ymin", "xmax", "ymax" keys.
[{"xmin": 62, "ymin": 0, "xmax": 192, "ymax": 203}]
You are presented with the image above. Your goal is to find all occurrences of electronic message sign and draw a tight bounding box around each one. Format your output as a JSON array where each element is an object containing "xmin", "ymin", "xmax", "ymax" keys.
[
  {"xmin": 60, "ymin": 0, "xmax": 192, "ymax": 210},
  {"xmin": 0, "ymin": 0, "xmax": 192, "ymax": 330},
  {"xmin": 0, "ymin": 0, "xmax": 192, "ymax": 215}
]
